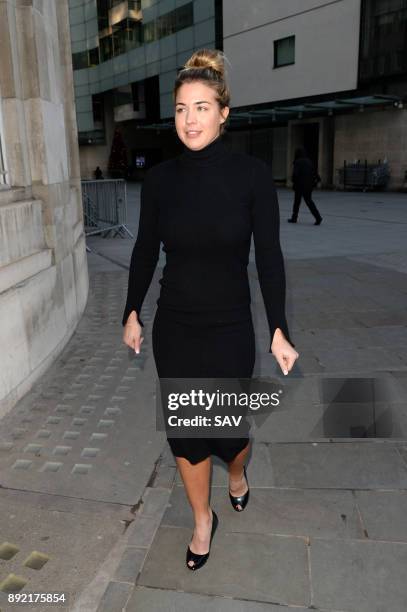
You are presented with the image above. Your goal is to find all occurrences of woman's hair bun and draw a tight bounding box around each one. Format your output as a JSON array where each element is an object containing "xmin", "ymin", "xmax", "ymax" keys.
[{"xmin": 183, "ymin": 48, "xmax": 225, "ymax": 79}]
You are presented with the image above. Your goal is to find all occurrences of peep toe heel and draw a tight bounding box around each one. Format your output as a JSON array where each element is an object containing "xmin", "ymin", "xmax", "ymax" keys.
[
  {"xmin": 229, "ymin": 465, "xmax": 249, "ymax": 512},
  {"xmin": 186, "ymin": 509, "xmax": 218, "ymax": 571}
]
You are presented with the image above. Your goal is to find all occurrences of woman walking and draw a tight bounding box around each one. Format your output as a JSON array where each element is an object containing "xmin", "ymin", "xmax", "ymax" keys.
[{"xmin": 122, "ymin": 49, "xmax": 299, "ymax": 571}]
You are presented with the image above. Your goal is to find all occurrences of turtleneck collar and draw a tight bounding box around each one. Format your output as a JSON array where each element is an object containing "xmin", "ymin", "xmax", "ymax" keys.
[{"xmin": 180, "ymin": 134, "xmax": 228, "ymax": 165}]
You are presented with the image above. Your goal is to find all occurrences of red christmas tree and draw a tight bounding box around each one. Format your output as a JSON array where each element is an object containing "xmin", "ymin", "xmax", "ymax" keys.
[{"xmin": 108, "ymin": 128, "xmax": 128, "ymax": 178}]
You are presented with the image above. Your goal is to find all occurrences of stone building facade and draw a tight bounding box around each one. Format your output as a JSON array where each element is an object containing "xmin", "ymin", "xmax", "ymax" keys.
[{"xmin": 0, "ymin": 0, "xmax": 88, "ymax": 416}]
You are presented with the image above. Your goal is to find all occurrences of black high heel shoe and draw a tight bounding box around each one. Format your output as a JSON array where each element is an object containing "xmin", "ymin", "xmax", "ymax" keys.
[
  {"xmin": 186, "ymin": 509, "xmax": 218, "ymax": 571},
  {"xmin": 229, "ymin": 465, "xmax": 249, "ymax": 512}
]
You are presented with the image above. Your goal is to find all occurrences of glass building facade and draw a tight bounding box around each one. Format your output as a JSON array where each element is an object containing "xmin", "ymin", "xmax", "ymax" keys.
[
  {"xmin": 72, "ymin": 1, "xmax": 194, "ymax": 68},
  {"xmin": 69, "ymin": 0, "xmax": 218, "ymax": 143}
]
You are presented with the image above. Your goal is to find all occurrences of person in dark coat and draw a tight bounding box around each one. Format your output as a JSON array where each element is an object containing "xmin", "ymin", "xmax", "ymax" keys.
[
  {"xmin": 94, "ymin": 166, "xmax": 104, "ymax": 180},
  {"xmin": 288, "ymin": 147, "xmax": 322, "ymax": 225}
]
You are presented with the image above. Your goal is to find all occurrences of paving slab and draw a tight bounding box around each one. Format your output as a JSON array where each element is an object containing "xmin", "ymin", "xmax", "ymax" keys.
[
  {"xmin": 268, "ymin": 441, "xmax": 407, "ymax": 489},
  {"xmin": 319, "ymin": 401, "xmax": 405, "ymax": 439},
  {"xmin": 310, "ymin": 537, "xmax": 407, "ymax": 612},
  {"xmin": 127, "ymin": 515, "xmax": 162, "ymax": 548},
  {"xmin": 125, "ymin": 586, "xmax": 312, "ymax": 612},
  {"xmin": 251, "ymin": 401, "xmax": 325, "ymax": 442},
  {"xmin": 95, "ymin": 580, "xmax": 133, "ymax": 612},
  {"xmin": 354, "ymin": 490, "xmax": 407, "ymax": 542},
  {"xmin": 0, "ymin": 273, "xmax": 165, "ymax": 506},
  {"xmin": 163, "ymin": 484, "xmax": 364, "ymax": 540},
  {"xmin": 0, "ymin": 488, "xmax": 125, "ymax": 611},
  {"xmin": 113, "ymin": 547, "xmax": 146, "ymax": 583},
  {"xmin": 317, "ymin": 346, "xmax": 406, "ymax": 373},
  {"xmin": 138, "ymin": 527, "xmax": 310, "ymax": 607},
  {"xmin": 350, "ymin": 251, "xmax": 407, "ymax": 275}
]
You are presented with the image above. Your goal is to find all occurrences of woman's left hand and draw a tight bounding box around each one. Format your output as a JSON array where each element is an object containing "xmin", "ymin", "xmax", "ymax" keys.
[{"xmin": 271, "ymin": 328, "xmax": 299, "ymax": 376}]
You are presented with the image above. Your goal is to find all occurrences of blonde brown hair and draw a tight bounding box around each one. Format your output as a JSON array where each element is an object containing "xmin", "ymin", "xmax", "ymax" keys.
[{"xmin": 173, "ymin": 48, "xmax": 231, "ymax": 135}]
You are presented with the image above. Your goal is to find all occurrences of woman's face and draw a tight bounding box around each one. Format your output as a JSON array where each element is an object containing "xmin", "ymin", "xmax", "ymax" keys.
[{"xmin": 175, "ymin": 81, "xmax": 229, "ymax": 150}]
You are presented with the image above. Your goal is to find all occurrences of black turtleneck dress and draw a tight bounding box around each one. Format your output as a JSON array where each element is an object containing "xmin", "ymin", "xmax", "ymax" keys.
[{"xmin": 122, "ymin": 134, "xmax": 293, "ymax": 465}]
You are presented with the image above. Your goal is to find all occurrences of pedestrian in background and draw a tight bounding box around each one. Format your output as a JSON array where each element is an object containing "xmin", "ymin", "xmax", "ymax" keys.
[
  {"xmin": 94, "ymin": 166, "xmax": 104, "ymax": 180},
  {"xmin": 288, "ymin": 147, "xmax": 323, "ymax": 225}
]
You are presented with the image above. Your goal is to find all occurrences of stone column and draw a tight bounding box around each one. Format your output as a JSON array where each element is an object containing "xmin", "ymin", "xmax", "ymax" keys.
[{"xmin": 0, "ymin": 0, "xmax": 89, "ymax": 417}]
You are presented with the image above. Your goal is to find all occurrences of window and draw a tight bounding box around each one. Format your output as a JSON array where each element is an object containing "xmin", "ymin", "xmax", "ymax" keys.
[
  {"xmin": 176, "ymin": 3, "xmax": 193, "ymax": 30},
  {"xmin": 100, "ymin": 35, "xmax": 113, "ymax": 61},
  {"xmin": 131, "ymin": 82, "xmax": 139, "ymax": 111},
  {"xmin": 274, "ymin": 36, "xmax": 295, "ymax": 68},
  {"xmin": 113, "ymin": 86, "xmax": 133, "ymax": 106},
  {"xmin": 156, "ymin": 12, "xmax": 175, "ymax": 38},
  {"xmin": 92, "ymin": 94, "xmax": 104, "ymax": 127},
  {"xmin": 82, "ymin": 1, "xmax": 193, "ymax": 63},
  {"xmin": 97, "ymin": 0, "xmax": 110, "ymax": 31},
  {"xmin": 143, "ymin": 3, "xmax": 193, "ymax": 44},
  {"xmin": 143, "ymin": 20, "xmax": 156, "ymax": 43},
  {"xmin": 97, "ymin": 0, "xmax": 142, "ymax": 32},
  {"xmin": 72, "ymin": 50, "xmax": 89, "ymax": 70},
  {"xmin": 112, "ymin": 19, "xmax": 142, "ymax": 55},
  {"xmin": 89, "ymin": 47, "xmax": 100, "ymax": 67},
  {"xmin": 72, "ymin": 47, "xmax": 100, "ymax": 70},
  {"xmin": 359, "ymin": 0, "xmax": 407, "ymax": 81},
  {"xmin": 128, "ymin": 0, "xmax": 141, "ymax": 10}
]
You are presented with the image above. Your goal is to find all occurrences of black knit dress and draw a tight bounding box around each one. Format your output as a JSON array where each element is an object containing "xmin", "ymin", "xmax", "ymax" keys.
[{"xmin": 122, "ymin": 134, "xmax": 293, "ymax": 465}]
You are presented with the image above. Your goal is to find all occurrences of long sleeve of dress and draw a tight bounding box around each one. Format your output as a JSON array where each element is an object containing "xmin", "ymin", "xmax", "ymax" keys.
[
  {"xmin": 250, "ymin": 160, "xmax": 295, "ymax": 351},
  {"xmin": 122, "ymin": 169, "xmax": 160, "ymax": 327}
]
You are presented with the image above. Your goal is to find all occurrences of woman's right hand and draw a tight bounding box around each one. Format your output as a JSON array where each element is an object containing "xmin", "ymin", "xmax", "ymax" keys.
[{"xmin": 123, "ymin": 311, "xmax": 144, "ymax": 354}]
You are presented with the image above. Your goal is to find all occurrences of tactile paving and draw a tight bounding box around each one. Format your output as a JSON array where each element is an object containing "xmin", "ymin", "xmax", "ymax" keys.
[{"xmin": 0, "ymin": 272, "xmax": 159, "ymax": 505}]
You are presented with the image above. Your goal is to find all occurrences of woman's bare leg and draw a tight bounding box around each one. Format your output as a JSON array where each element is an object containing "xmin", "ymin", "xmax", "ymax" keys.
[
  {"xmin": 176, "ymin": 455, "xmax": 213, "ymax": 568},
  {"xmin": 227, "ymin": 441, "xmax": 250, "ymax": 510}
]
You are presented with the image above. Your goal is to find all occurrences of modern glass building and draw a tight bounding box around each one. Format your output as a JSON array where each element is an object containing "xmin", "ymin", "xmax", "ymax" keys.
[
  {"xmin": 69, "ymin": 0, "xmax": 407, "ymax": 189},
  {"xmin": 69, "ymin": 0, "xmax": 222, "ymax": 177}
]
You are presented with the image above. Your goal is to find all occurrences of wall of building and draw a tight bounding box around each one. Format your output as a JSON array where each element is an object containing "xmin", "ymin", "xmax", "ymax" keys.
[
  {"xmin": 223, "ymin": 0, "xmax": 361, "ymax": 107},
  {"xmin": 333, "ymin": 108, "xmax": 407, "ymax": 190},
  {"xmin": 80, "ymin": 142, "xmax": 111, "ymax": 179},
  {"xmin": 79, "ymin": 92, "xmax": 115, "ymax": 178},
  {"xmin": 0, "ymin": 0, "xmax": 88, "ymax": 417}
]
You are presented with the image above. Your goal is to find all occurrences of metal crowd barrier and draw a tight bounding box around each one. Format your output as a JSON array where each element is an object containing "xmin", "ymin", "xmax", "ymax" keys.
[
  {"xmin": 338, "ymin": 160, "xmax": 390, "ymax": 191},
  {"xmin": 81, "ymin": 179, "xmax": 133, "ymax": 243}
]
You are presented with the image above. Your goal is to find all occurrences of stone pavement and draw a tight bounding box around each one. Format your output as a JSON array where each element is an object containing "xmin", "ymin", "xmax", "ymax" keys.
[{"xmin": 0, "ymin": 185, "xmax": 406, "ymax": 612}]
